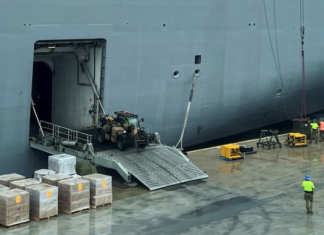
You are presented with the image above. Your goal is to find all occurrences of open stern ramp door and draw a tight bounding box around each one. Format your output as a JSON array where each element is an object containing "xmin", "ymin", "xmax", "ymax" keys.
[
  {"xmin": 96, "ymin": 146, "xmax": 208, "ymax": 191},
  {"xmin": 30, "ymin": 121, "xmax": 208, "ymax": 191}
]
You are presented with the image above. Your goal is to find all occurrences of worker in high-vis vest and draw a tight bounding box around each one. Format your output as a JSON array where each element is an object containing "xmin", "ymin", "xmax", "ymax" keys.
[
  {"xmin": 302, "ymin": 175, "xmax": 315, "ymax": 214},
  {"xmin": 309, "ymin": 119, "xmax": 319, "ymax": 144},
  {"xmin": 319, "ymin": 118, "xmax": 324, "ymax": 142}
]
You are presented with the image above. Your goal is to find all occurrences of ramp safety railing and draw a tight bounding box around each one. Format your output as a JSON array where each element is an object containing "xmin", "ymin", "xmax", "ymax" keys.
[{"xmin": 39, "ymin": 121, "xmax": 92, "ymax": 145}]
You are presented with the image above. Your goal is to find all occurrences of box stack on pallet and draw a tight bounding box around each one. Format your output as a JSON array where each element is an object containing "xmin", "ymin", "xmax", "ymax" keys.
[
  {"xmin": 25, "ymin": 183, "xmax": 58, "ymax": 221},
  {"xmin": 82, "ymin": 174, "xmax": 112, "ymax": 209},
  {"xmin": 58, "ymin": 178, "xmax": 90, "ymax": 214},
  {"xmin": 10, "ymin": 179, "xmax": 41, "ymax": 190},
  {"xmin": 0, "ymin": 174, "xmax": 25, "ymax": 187},
  {"xmin": 0, "ymin": 154, "xmax": 114, "ymax": 227},
  {"xmin": 49, "ymin": 154, "xmax": 80, "ymax": 179},
  {"xmin": 0, "ymin": 189, "xmax": 29, "ymax": 227}
]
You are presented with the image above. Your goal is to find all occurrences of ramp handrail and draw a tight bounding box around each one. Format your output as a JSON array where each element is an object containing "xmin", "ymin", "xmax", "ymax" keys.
[{"xmin": 40, "ymin": 121, "xmax": 92, "ymax": 144}]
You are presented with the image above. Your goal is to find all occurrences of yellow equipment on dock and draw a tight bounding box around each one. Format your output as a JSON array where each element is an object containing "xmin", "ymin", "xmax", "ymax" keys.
[
  {"xmin": 220, "ymin": 144, "xmax": 244, "ymax": 161},
  {"xmin": 284, "ymin": 133, "xmax": 307, "ymax": 147}
]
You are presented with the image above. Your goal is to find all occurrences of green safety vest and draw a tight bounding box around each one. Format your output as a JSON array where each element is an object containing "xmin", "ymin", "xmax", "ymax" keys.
[
  {"xmin": 310, "ymin": 123, "xmax": 318, "ymax": 130},
  {"xmin": 302, "ymin": 180, "xmax": 315, "ymax": 192}
]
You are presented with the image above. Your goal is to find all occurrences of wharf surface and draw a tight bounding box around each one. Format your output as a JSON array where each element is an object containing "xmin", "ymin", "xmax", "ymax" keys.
[{"xmin": 2, "ymin": 135, "xmax": 324, "ymax": 235}]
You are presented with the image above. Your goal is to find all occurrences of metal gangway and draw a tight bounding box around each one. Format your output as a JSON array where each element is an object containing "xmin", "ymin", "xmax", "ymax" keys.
[{"xmin": 30, "ymin": 121, "xmax": 208, "ymax": 191}]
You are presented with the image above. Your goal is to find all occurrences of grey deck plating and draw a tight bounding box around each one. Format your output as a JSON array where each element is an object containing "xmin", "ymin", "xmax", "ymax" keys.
[{"xmin": 96, "ymin": 146, "xmax": 208, "ymax": 191}]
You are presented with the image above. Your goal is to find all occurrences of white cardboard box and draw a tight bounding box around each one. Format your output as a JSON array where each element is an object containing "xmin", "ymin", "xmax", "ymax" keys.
[
  {"xmin": 48, "ymin": 154, "xmax": 76, "ymax": 174},
  {"xmin": 25, "ymin": 183, "xmax": 58, "ymax": 220},
  {"xmin": 0, "ymin": 188, "xmax": 29, "ymax": 226},
  {"xmin": 82, "ymin": 174, "xmax": 112, "ymax": 207},
  {"xmin": 58, "ymin": 178, "xmax": 90, "ymax": 214}
]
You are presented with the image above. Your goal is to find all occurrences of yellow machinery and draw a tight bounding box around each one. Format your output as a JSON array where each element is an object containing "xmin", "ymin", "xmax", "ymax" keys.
[
  {"xmin": 285, "ymin": 133, "xmax": 307, "ymax": 147},
  {"xmin": 220, "ymin": 144, "xmax": 244, "ymax": 160}
]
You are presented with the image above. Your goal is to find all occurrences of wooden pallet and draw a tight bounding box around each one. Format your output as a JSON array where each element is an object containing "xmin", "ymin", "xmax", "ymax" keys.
[
  {"xmin": 1, "ymin": 220, "xmax": 30, "ymax": 229},
  {"xmin": 91, "ymin": 202, "xmax": 112, "ymax": 209},
  {"xmin": 31, "ymin": 215, "xmax": 58, "ymax": 222},
  {"xmin": 60, "ymin": 207, "xmax": 90, "ymax": 215},
  {"xmin": 219, "ymin": 156, "xmax": 244, "ymax": 161}
]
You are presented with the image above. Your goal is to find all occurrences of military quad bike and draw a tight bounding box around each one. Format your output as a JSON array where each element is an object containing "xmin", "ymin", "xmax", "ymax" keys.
[{"xmin": 97, "ymin": 111, "xmax": 150, "ymax": 151}]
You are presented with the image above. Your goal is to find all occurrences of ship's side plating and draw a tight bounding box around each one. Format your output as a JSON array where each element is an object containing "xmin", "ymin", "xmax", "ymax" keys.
[{"xmin": 1, "ymin": 0, "xmax": 324, "ymax": 175}]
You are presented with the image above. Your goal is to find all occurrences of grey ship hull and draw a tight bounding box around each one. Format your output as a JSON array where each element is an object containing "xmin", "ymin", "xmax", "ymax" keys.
[{"xmin": 1, "ymin": 0, "xmax": 324, "ymax": 175}]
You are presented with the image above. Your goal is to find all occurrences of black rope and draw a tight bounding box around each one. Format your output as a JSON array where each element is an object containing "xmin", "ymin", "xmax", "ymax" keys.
[
  {"xmin": 300, "ymin": 0, "xmax": 302, "ymax": 26},
  {"xmin": 273, "ymin": 0, "xmax": 282, "ymax": 76},
  {"xmin": 273, "ymin": 0, "xmax": 300, "ymax": 118},
  {"xmin": 263, "ymin": 0, "xmax": 301, "ymax": 119},
  {"xmin": 263, "ymin": 0, "xmax": 280, "ymax": 77},
  {"xmin": 300, "ymin": 0, "xmax": 307, "ymax": 118},
  {"xmin": 302, "ymin": 0, "xmax": 305, "ymax": 24}
]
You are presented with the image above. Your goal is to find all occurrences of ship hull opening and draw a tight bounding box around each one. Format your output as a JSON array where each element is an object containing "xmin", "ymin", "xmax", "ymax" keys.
[
  {"xmin": 30, "ymin": 39, "xmax": 106, "ymax": 140},
  {"xmin": 30, "ymin": 62, "xmax": 52, "ymax": 137}
]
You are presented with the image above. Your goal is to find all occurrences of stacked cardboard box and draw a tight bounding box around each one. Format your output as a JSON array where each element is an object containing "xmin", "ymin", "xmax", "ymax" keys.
[
  {"xmin": 82, "ymin": 174, "xmax": 112, "ymax": 208},
  {"xmin": 58, "ymin": 178, "xmax": 90, "ymax": 214},
  {"xmin": 0, "ymin": 174, "xmax": 25, "ymax": 187},
  {"xmin": 0, "ymin": 189, "xmax": 29, "ymax": 227},
  {"xmin": 34, "ymin": 169, "xmax": 56, "ymax": 182},
  {"xmin": 48, "ymin": 154, "xmax": 76, "ymax": 174},
  {"xmin": 25, "ymin": 183, "xmax": 58, "ymax": 221},
  {"xmin": 10, "ymin": 178, "xmax": 41, "ymax": 190},
  {"xmin": 42, "ymin": 173, "xmax": 72, "ymax": 186},
  {"xmin": 0, "ymin": 185, "xmax": 9, "ymax": 192}
]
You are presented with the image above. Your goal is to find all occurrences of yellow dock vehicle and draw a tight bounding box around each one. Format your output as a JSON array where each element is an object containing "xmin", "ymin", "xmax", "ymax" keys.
[
  {"xmin": 219, "ymin": 144, "xmax": 244, "ymax": 161},
  {"xmin": 285, "ymin": 133, "xmax": 307, "ymax": 147}
]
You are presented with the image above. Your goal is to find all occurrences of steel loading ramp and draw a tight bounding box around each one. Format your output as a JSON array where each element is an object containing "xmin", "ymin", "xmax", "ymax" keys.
[
  {"xmin": 30, "ymin": 121, "xmax": 208, "ymax": 191},
  {"xmin": 96, "ymin": 145, "xmax": 208, "ymax": 191}
]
